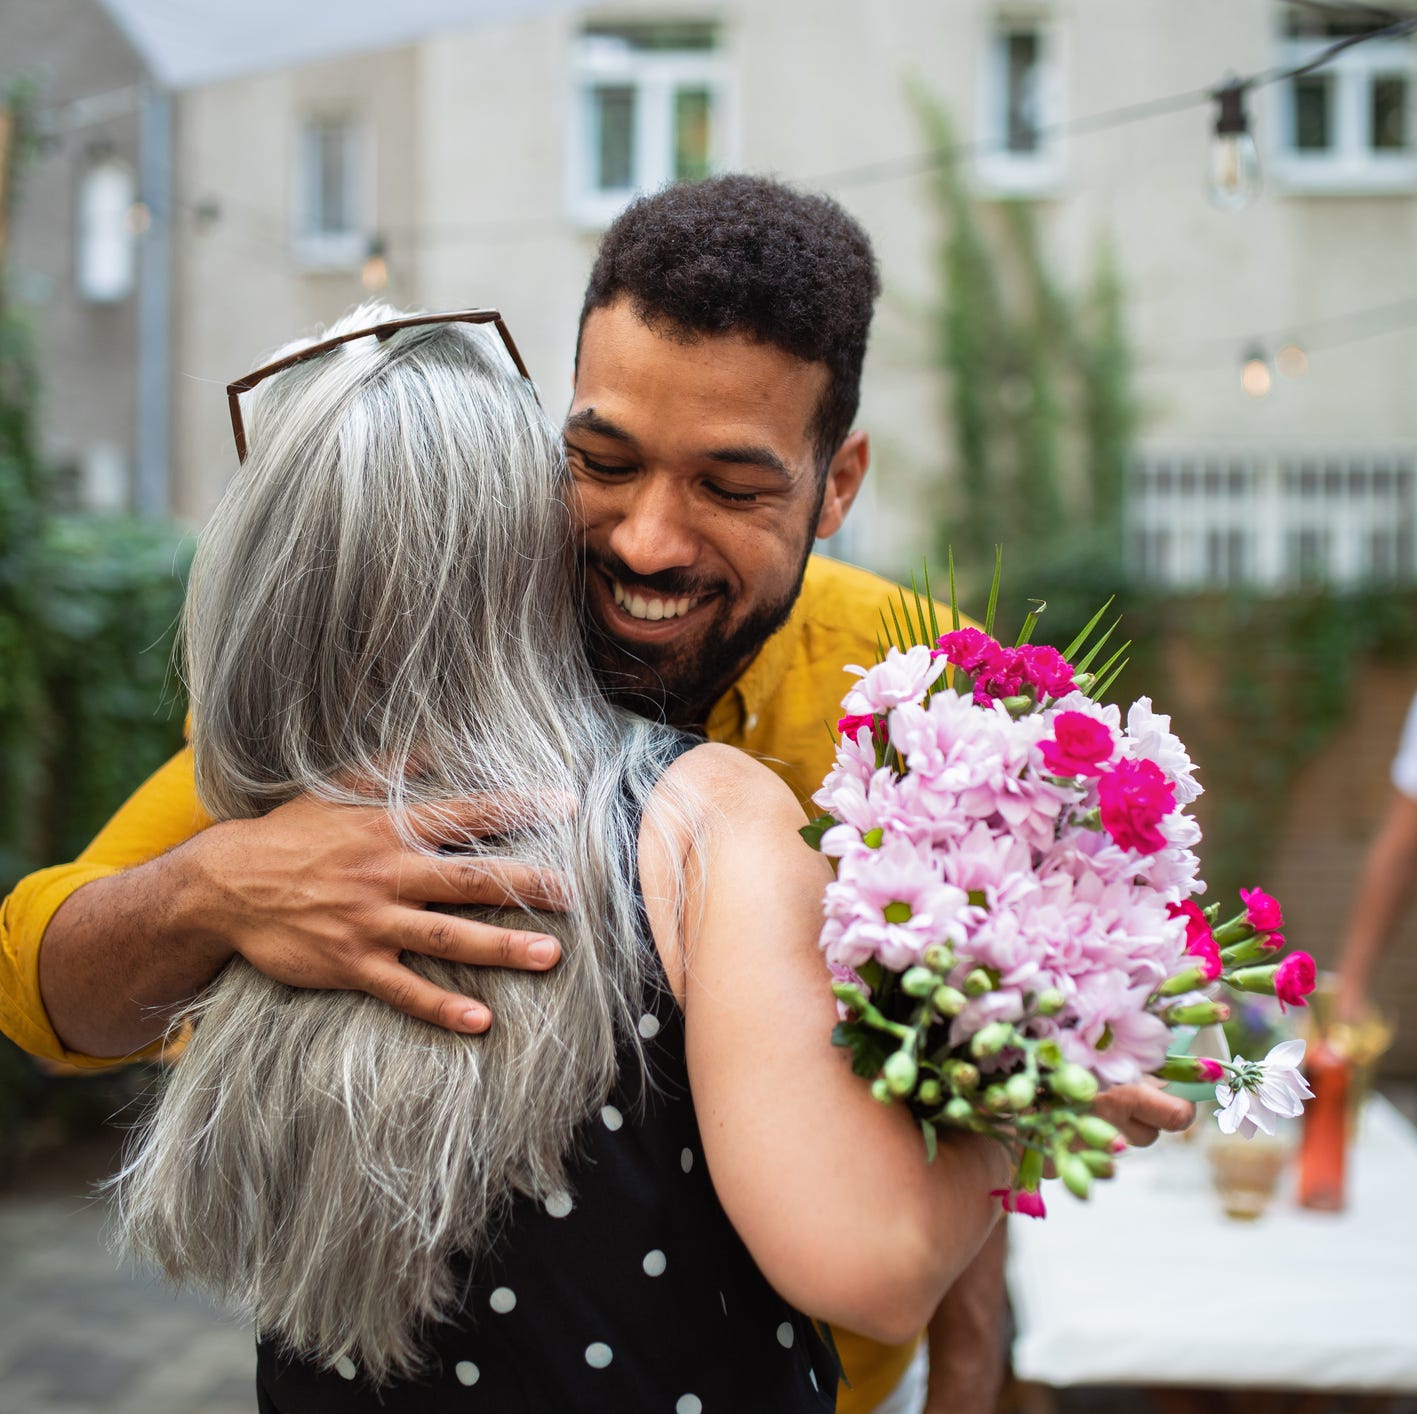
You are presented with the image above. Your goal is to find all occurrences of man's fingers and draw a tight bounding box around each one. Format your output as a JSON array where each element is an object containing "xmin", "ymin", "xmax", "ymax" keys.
[
  {"xmin": 1094, "ymin": 1082, "xmax": 1196, "ymax": 1147},
  {"xmin": 357, "ymin": 957, "xmax": 492, "ymax": 1035},
  {"xmin": 401, "ymin": 790, "xmax": 579, "ymax": 846},
  {"xmin": 401, "ymin": 908, "xmax": 562, "ymax": 972},
  {"xmin": 398, "ymin": 854, "xmax": 574, "ymax": 911}
]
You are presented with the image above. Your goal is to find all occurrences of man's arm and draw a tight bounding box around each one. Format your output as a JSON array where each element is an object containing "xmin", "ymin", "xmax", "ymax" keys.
[
  {"xmin": 5, "ymin": 748, "xmax": 565, "ymax": 1065},
  {"xmin": 922, "ymin": 1222, "xmax": 1008, "ymax": 1414},
  {"xmin": 919, "ymin": 1080, "xmax": 1192, "ymax": 1413},
  {"xmin": 1335, "ymin": 789, "xmax": 1417, "ymax": 1023}
]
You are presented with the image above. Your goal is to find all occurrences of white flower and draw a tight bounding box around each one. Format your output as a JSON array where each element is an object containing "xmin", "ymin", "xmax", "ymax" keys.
[
  {"xmin": 842, "ymin": 645, "xmax": 946, "ymax": 717},
  {"xmin": 1214, "ymin": 1038, "xmax": 1314, "ymax": 1138},
  {"xmin": 1124, "ymin": 697, "xmax": 1203, "ymax": 804}
]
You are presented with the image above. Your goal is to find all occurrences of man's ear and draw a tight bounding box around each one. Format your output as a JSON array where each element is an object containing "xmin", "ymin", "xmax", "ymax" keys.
[{"xmin": 815, "ymin": 431, "xmax": 869, "ymax": 540}]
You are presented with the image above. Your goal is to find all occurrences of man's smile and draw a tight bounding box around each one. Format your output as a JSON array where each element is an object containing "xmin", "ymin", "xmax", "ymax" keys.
[{"xmin": 588, "ymin": 564, "xmax": 722, "ymax": 642}]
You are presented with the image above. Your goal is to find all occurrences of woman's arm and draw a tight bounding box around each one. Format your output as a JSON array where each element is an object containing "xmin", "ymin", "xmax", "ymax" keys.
[{"xmin": 643, "ymin": 743, "xmax": 1010, "ymax": 1345}]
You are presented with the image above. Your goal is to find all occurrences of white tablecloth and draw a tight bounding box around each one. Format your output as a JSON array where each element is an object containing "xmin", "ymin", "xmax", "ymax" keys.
[{"xmin": 1008, "ymin": 1095, "xmax": 1417, "ymax": 1392}]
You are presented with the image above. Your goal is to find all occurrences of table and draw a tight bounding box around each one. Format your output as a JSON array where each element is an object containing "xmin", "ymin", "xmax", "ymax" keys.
[{"xmin": 1007, "ymin": 1095, "xmax": 1417, "ymax": 1400}]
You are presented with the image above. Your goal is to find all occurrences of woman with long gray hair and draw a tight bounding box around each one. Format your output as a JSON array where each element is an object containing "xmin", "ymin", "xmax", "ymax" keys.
[{"xmin": 112, "ymin": 303, "xmax": 1007, "ymax": 1411}]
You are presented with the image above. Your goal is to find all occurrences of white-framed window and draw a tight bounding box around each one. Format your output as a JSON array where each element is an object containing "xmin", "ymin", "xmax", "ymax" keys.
[
  {"xmin": 567, "ymin": 21, "xmax": 734, "ymax": 228},
  {"xmin": 1128, "ymin": 448, "xmax": 1417, "ymax": 590},
  {"xmin": 973, "ymin": 15, "xmax": 1065, "ymax": 196},
  {"xmin": 293, "ymin": 113, "xmax": 368, "ymax": 269},
  {"xmin": 1270, "ymin": 11, "xmax": 1417, "ymax": 194}
]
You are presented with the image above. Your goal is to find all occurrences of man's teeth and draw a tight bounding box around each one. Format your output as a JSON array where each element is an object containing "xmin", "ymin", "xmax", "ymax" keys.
[{"xmin": 611, "ymin": 579, "xmax": 694, "ymax": 621}]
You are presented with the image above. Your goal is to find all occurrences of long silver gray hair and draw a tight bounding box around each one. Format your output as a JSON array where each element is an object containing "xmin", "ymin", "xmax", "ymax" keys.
[{"xmin": 112, "ymin": 303, "xmax": 688, "ymax": 1380}]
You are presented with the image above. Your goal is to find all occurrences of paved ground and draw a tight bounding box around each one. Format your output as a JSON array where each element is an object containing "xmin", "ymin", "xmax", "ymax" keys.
[{"xmin": 0, "ymin": 1134, "xmax": 256, "ymax": 1414}]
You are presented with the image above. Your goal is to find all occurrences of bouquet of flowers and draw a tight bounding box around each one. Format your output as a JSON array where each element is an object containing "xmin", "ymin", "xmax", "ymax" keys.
[{"xmin": 805, "ymin": 562, "xmax": 1316, "ymax": 1214}]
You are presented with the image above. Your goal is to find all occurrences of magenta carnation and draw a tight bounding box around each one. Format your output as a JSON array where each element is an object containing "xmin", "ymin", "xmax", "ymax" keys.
[
  {"xmin": 991, "ymin": 1187, "xmax": 1047, "ymax": 1219},
  {"xmin": 1240, "ymin": 886, "xmax": 1284, "ymax": 933},
  {"xmin": 1275, "ymin": 951, "xmax": 1317, "ymax": 1010},
  {"xmin": 1097, "ymin": 758, "xmax": 1176, "ymax": 855},
  {"xmin": 1167, "ymin": 900, "xmax": 1221, "ymax": 979},
  {"xmin": 934, "ymin": 627, "xmax": 1002, "ymax": 673},
  {"xmin": 1015, "ymin": 644, "xmax": 1076, "ymax": 698},
  {"xmin": 1040, "ymin": 711, "xmax": 1115, "ymax": 778},
  {"xmin": 838, "ymin": 712, "xmax": 885, "ymax": 742}
]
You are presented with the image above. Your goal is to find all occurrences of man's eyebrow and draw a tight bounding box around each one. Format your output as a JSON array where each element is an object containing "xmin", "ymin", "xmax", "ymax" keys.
[
  {"xmin": 704, "ymin": 445, "xmax": 794, "ymax": 483},
  {"xmin": 564, "ymin": 408, "xmax": 638, "ymax": 446}
]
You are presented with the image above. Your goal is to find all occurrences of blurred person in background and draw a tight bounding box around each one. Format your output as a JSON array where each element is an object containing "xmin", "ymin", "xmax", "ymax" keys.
[
  {"xmin": 0, "ymin": 174, "xmax": 1190, "ymax": 1414},
  {"xmin": 1336, "ymin": 689, "xmax": 1417, "ymax": 1023}
]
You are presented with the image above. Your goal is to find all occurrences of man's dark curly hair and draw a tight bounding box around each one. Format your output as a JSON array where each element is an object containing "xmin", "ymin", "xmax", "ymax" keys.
[{"xmin": 577, "ymin": 174, "xmax": 881, "ymax": 474}]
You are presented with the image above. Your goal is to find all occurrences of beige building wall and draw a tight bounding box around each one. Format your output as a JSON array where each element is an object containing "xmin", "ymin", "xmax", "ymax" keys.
[
  {"xmin": 2, "ymin": 0, "xmax": 149, "ymax": 509},
  {"xmin": 167, "ymin": 0, "xmax": 1417, "ymax": 567}
]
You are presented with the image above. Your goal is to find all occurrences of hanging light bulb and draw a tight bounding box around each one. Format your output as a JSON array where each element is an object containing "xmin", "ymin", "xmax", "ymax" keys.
[
  {"xmin": 361, "ymin": 235, "xmax": 388, "ymax": 293},
  {"xmin": 1241, "ymin": 349, "xmax": 1272, "ymax": 399},
  {"xmin": 1208, "ymin": 80, "xmax": 1262, "ymax": 212}
]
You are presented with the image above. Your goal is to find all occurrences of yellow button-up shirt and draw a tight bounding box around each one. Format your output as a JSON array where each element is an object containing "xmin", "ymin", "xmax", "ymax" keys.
[{"xmin": 1, "ymin": 552, "xmax": 955, "ymax": 1411}]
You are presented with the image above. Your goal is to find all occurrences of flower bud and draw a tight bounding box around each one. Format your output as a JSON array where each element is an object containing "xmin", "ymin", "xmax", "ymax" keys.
[
  {"xmin": 1055, "ymin": 1149, "xmax": 1093, "ymax": 1199},
  {"xmin": 1157, "ymin": 965, "xmax": 1213, "ymax": 997},
  {"xmin": 942, "ymin": 1060, "xmax": 980, "ymax": 1092},
  {"xmin": 917, "ymin": 1078, "xmax": 943, "ymax": 1107},
  {"xmin": 932, "ymin": 985, "xmax": 967, "ymax": 1018},
  {"xmin": 983, "ymin": 1083, "xmax": 1012, "ymax": 1113},
  {"xmin": 1079, "ymin": 1150, "xmax": 1115, "ymax": 1179},
  {"xmin": 922, "ymin": 944, "xmax": 955, "ymax": 972},
  {"xmin": 943, "ymin": 1097, "xmax": 975, "ymax": 1126},
  {"xmin": 1004, "ymin": 1073, "xmax": 1037, "ymax": 1110},
  {"xmin": 1073, "ymin": 672, "xmax": 1096, "ymax": 693},
  {"xmin": 901, "ymin": 967, "xmax": 937, "ymax": 998},
  {"xmin": 963, "ymin": 968, "xmax": 996, "ymax": 997},
  {"xmin": 870, "ymin": 1077, "xmax": 891, "ymax": 1103},
  {"xmin": 1154, "ymin": 1054, "xmax": 1224, "ymax": 1085},
  {"xmin": 1035, "ymin": 1039, "xmax": 1063, "ymax": 1069},
  {"xmin": 1212, "ymin": 914, "xmax": 1255, "ymax": 948},
  {"xmin": 1219, "ymin": 933, "xmax": 1280, "ymax": 967},
  {"xmin": 831, "ymin": 981, "xmax": 870, "ymax": 1012},
  {"xmin": 970, "ymin": 1021, "xmax": 1015, "ymax": 1059},
  {"xmin": 1017, "ymin": 1146, "xmax": 1046, "ymax": 1191},
  {"xmin": 1034, "ymin": 988, "xmax": 1066, "ymax": 1016},
  {"xmin": 883, "ymin": 1051, "xmax": 918, "ymax": 1097},
  {"xmin": 1075, "ymin": 1115, "xmax": 1120, "ymax": 1150},
  {"xmin": 1049, "ymin": 1063, "xmax": 1099, "ymax": 1103},
  {"xmin": 1001, "ymin": 694, "xmax": 1034, "ymax": 717},
  {"xmin": 1162, "ymin": 999, "xmax": 1230, "ymax": 1027}
]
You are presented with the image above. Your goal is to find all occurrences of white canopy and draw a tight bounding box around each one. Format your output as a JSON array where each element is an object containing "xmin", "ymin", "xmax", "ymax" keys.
[{"xmin": 95, "ymin": 0, "xmax": 572, "ymax": 90}]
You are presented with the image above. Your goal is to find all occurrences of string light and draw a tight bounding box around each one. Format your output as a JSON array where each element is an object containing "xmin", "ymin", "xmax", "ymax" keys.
[
  {"xmin": 1241, "ymin": 350, "xmax": 1273, "ymax": 399},
  {"xmin": 361, "ymin": 235, "xmax": 388, "ymax": 293},
  {"xmin": 1207, "ymin": 80, "xmax": 1261, "ymax": 212}
]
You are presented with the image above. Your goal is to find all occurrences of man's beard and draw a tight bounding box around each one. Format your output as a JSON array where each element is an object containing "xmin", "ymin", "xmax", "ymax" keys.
[{"xmin": 577, "ymin": 542, "xmax": 814, "ymax": 727}]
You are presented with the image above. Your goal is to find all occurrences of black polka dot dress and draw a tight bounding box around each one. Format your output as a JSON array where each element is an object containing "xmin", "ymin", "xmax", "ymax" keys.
[{"xmin": 255, "ymin": 813, "xmax": 838, "ymax": 1411}]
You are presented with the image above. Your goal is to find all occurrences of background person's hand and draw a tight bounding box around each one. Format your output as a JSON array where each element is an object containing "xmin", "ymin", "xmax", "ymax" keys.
[
  {"xmin": 1092, "ymin": 1077, "xmax": 1195, "ymax": 1147},
  {"xmin": 188, "ymin": 791, "xmax": 569, "ymax": 1033}
]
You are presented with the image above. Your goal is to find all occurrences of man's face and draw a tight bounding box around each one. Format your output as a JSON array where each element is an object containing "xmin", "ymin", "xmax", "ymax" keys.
[{"xmin": 565, "ymin": 298, "xmax": 865, "ymax": 725}]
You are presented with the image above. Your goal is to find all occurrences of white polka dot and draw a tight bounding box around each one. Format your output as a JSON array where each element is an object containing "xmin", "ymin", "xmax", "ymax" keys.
[
  {"xmin": 810, "ymin": 1368, "xmax": 819, "ymax": 1391},
  {"xmin": 719, "ymin": 1290, "xmax": 728, "ymax": 1317},
  {"xmin": 638, "ymin": 1012, "xmax": 661, "ymax": 1039},
  {"xmin": 777, "ymin": 1321, "xmax": 795, "ymax": 1348},
  {"xmin": 334, "ymin": 1356, "xmax": 357, "ymax": 1381},
  {"xmin": 680, "ymin": 1147, "xmax": 694, "ymax": 1173},
  {"xmin": 544, "ymin": 1190, "xmax": 573, "ymax": 1218},
  {"xmin": 601, "ymin": 1105, "xmax": 623, "ymax": 1132},
  {"xmin": 676, "ymin": 1397, "xmax": 703, "ymax": 1414},
  {"xmin": 489, "ymin": 1286, "xmax": 517, "ymax": 1314},
  {"xmin": 642, "ymin": 1248, "xmax": 667, "ymax": 1277},
  {"xmin": 454, "ymin": 1360, "xmax": 480, "ymax": 1386},
  {"xmin": 585, "ymin": 1341, "xmax": 613, "ymax": 1368}
]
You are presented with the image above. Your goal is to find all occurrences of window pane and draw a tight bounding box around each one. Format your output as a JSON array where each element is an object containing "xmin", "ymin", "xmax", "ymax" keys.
[
  {"xmin": 304, "ymin": 118, "xmax": 355, "ymax": 236},
  {"xmin": 674, "ymin": 87, "xmax": 713, "ymax": 181},
  {"xmin": 1373, "ymin": 75, "xmax": 1409, "ymax": 150},
  {"xmin": 1003, "ymin": 31, "xmax": 1041, "ymax": 152},
  {"xmin": 594, "ymin": 85, "xmax": 636, "ymax": 190},
  {"xmin": 1293, "ymin": 76, "xmax": 1332, "ymax": 151}
]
